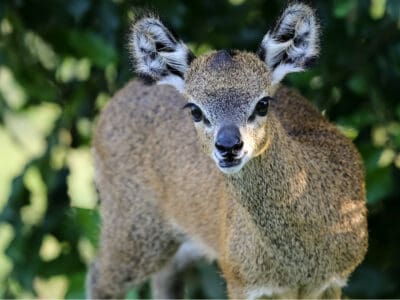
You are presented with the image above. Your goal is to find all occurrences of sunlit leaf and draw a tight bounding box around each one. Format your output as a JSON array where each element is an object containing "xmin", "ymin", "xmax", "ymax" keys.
[
  {"xmin": 34, "ymin": 276, "xmax": 68, "ymax": 299},
  {"xmin": 56, "ymin": 57, "xmax": 91, "ymax": 83},
  {"xmin": 337, "ymin": 124, "xmax": 359, "ymax": 140},
  {"xmin": 21, "ymin": 167, "xmax": 47, "ymax": 226},
  {"xmin": 39, "ymin": 234, "xmax": 62, "ymax": 262},
  {"xmin": 23, "ymin": 31, "xmax": 59, "ymax": 70},
  {"xmin": 0, "ymin": 67, "xmax": 27, "ymax": 110},
  {"xmin": 67, "ymin": 148, "xmax": 97, "ymax": 210},
  {"xmin": 229, "ymin": 0, "xmax": 246, "ymax": 6},
  {"xmin": 377, "ymin": 148, "xmax": 395, "ymax": 167},
  {"xmin": 370, "ymin": 0, "xmax": 387, "ymax": 20},
  {"xmin": 0, "ymin": 223, "xmax": 13, "ymax": 284}
]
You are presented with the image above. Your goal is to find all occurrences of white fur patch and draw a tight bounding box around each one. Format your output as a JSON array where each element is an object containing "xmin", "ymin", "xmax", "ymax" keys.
[
  {"xmin": 168, "ymin": 220, "xmax": 219, "ymax": 261},
  {"xmin": 157, "ymin": 74, "xmax": 185, "ymax": 92},
  {"xmin": 247, "ymin": 276, "xmax": 346, "ymax": 299},
  {"xmin": 247, "ymin": 286, "xmax": 289, "ymax": 299},
  {"xmin": 313, "ymin": 276, "xmax": 347, "ymax": 297},
  {"xmin": 270, "ymin": 63, "xmax": 303, "ymax": 84},
  {"xmin": 173, "ymin": 240, "xmax": 209, "ymax": 270}
]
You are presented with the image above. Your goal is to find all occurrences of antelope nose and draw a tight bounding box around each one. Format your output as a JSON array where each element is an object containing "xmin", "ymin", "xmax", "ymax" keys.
[{"xmin": 215, "ymin": 125, "xmax": 243, "ymax": 157}]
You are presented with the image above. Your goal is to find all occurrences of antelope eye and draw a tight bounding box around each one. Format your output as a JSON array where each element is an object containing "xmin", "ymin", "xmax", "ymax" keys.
[
  {"xmin": 190, "ymin": 106, "xmax": 203, "ymax": 122},
  {"xmin": 183, "ymin": 103, "xmax": 204, "ymax": 123},
  {"xmin": 248, "ymin": 96, "xmax": 272, "ymax": 122},
  {"xmin": 255, "ymin": 96, "xmax": 271, "ymax": 117}
]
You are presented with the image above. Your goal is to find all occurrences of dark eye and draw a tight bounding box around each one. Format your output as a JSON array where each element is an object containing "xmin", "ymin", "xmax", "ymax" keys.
[
  {"xmin": 190, "ymin": 106, "xmax": 203, "ymax": 122},
  {"xmin": 255, "ymin": 97, "xmax": 271, "ymax": 116},
  {"xmin": 183, "ymin": 103, "xmax": 207, "ymax": 123},
  {"xmin": 249, "ymin": 96, "xmax": 272, "ymax": 121}
]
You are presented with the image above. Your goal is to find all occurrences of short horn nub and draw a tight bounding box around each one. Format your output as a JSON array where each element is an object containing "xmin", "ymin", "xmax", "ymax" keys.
[{"xmin": 209, "ymin": 50, "xmax": 235, "ymax": 69}]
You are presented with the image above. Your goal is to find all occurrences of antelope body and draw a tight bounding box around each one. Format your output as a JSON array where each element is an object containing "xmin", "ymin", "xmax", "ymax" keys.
[{"xmin": 87, "ymin": 4, "xmax": 368, "ymax": 299}]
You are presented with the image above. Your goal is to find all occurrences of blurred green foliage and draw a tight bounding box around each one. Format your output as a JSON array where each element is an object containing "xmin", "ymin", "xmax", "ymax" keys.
[{"xmin": 0, "ymin": 0, "xmax": 400, "ymax": 298}]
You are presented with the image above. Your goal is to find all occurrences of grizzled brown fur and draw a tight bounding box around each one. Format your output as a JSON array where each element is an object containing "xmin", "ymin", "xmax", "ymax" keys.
[
  {"xmin": 88, "ymin": 80, "xmax": 367, "ymax": 299},
  {"xmin": 88, "ymin": 3, "xmax": 367, "ymax": 299}
]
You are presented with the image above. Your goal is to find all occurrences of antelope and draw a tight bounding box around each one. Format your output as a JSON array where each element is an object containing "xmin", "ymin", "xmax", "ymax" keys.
[{"xmin": 87, "ymin": 3, "xmax": 368, "ymax": 299}]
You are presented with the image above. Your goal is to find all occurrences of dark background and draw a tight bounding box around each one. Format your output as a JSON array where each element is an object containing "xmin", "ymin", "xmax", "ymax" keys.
[{"xmin": 0, "ymin": 0, "xmax": 399, "ymax": 298}]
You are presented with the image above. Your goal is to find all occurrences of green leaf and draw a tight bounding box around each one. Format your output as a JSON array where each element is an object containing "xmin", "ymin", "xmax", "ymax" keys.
[
  {"xmin": 66, "ymin": 30, "xmax": 118, "ymax": 68},
  {"xmin": 70, "ymin": 207, "xmax": 99, "ymax": 247},
  {"xmin": 126, "ymin": 288, "xmax": 139, "ymax": 299},
  {"xmin": 366, "ymin": 166, "xmax": 392, "ymax": 204},
  {"xmin": 334, "ymin": 0, "xmax": 356, "ymax": 18},
  {"xmin": 65, "ymin": 272, "xmax": 85, "ymax": 299},
  {"xmin": 347, "ymin": 75, "xmax": 368, "ymax": 96}
]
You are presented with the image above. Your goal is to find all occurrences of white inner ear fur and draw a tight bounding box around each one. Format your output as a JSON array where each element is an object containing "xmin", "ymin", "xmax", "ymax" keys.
[
  {"xmin": 269, "ymin": 61, "xmax": 304, "ymax": 84},
  {"xmin": 260, "ymin": 4, "xmax": 320, "ymax": 84}
]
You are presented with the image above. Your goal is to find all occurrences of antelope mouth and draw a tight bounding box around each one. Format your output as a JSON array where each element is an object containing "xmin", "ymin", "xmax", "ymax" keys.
[
  {"xmin": 218, "ymin": 158, "xmax": 242, "ymax": 168},
  {"xmin": 213, "ymin": 151, "xmax": 249, "ymax": 174}
]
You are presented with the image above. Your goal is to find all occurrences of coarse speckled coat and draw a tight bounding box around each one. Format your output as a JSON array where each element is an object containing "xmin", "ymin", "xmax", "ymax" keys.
[{"xmin": 87, "ymin": 3, "xmax": 368, "ymax": 299}]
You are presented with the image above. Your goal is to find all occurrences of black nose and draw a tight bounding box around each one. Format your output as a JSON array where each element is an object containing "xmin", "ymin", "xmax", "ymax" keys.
[{"xmin": 215, "ymin": 125, "xmax": 243, "ymax": 157}]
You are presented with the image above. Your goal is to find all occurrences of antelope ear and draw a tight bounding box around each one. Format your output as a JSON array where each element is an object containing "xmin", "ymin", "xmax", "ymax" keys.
[
  {"xmin": 258, "ymin": 3, "xmax": 320, "ymax": 84},
  {"xmin": 130, "ymin": 16, "xmax": 195, "ymax": 92}
]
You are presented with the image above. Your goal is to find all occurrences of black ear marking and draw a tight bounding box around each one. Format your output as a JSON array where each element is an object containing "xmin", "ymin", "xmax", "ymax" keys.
[
  {"xmin": 139, "ymin": 74, "xmax": 156, "ymax": 85},
  {"xmin": 257, "ymin": 46, "xmax": 266, "ymax": 62},
  {"xmin": 155, "ymin": 42, "xmax": 175, "ymax": 52},
  {"xmin": 187, "ymin": 51, "xmax": 196, "ymax": 65},
  {"xmin": 166, "ymin": 64, "xmax": 184, "ymax": 78},
  {"xmin": 303, "ymin": 56, "xmax": 317, "ymax": 69},
  {"xmin": 276, "ymin": 28, "xmax": 296, "ymax": 43},
  {"xmin": 226, "ymin": 49, "xmax": 239, "ymax": 57},
  {"xmin": 293, "ymin": 32, "xmax": 310, "ymax": 47}
]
